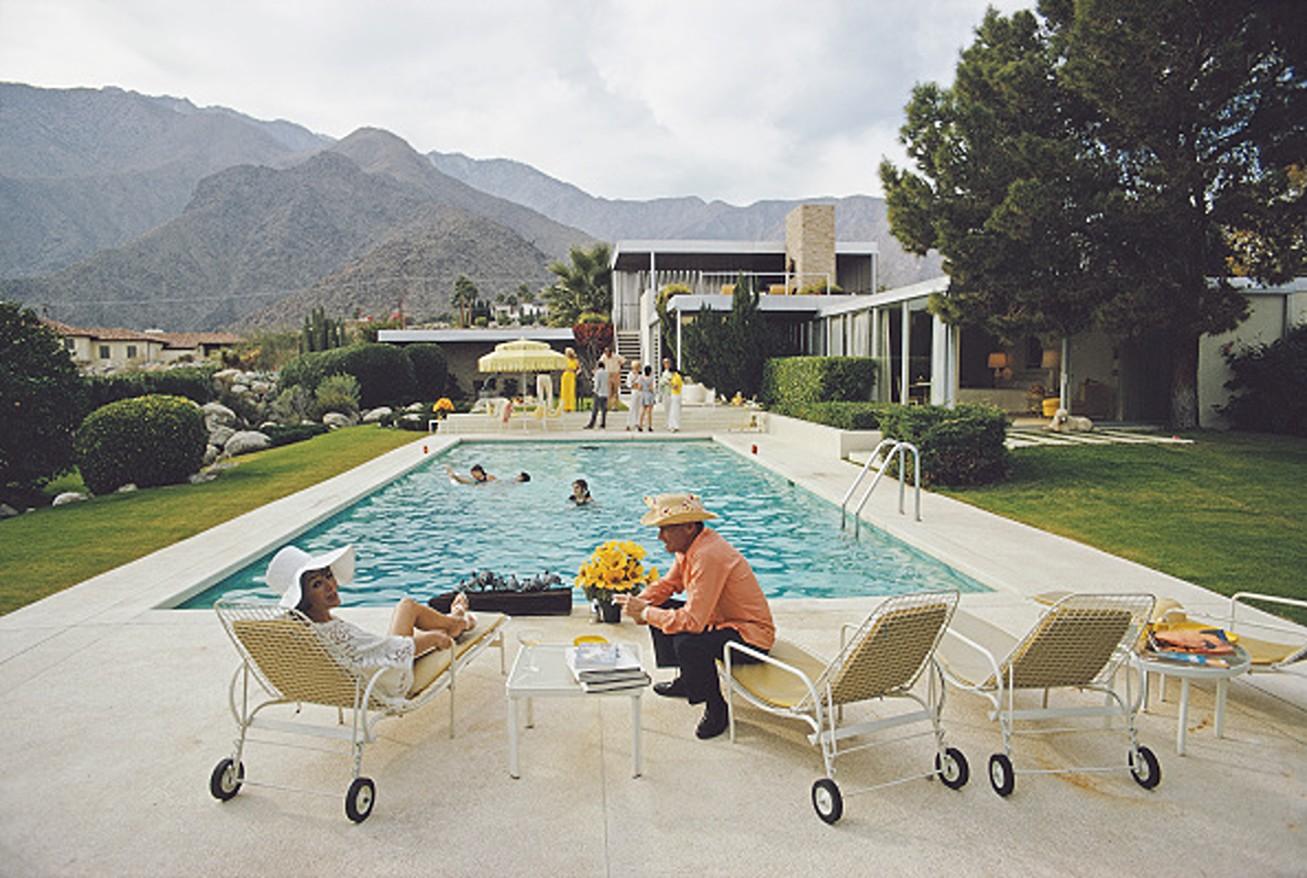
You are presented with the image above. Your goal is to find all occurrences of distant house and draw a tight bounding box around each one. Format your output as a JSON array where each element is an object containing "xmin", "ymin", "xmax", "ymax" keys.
[
  {"xmin": 610, "ymin": 204, "xmax": 879, "ymax": 368},
  {"xmin": 41, "ymin": 319, "xmax": 242, "ymax": 369}
]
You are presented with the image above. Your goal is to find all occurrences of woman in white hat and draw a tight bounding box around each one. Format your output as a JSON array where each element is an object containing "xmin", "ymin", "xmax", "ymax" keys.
[{"xmin": 265, "ymin": 544, "xmax": 475, "ymax": 699}]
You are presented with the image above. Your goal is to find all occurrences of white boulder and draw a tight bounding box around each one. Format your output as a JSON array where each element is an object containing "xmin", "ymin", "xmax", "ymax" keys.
[
  {"xmin": 230, "ymin": 383, "xmax": 250, "ymax": 395},
  {"xmin": 404, "ymin": 402, "xmax": 428, "ymax": 413},
  {"xmin": 115, "ymin": 483, "xmax": 138, "ymax": 494},
  {"xmin": 203, "ymin": 444, "xmax": 221, "ymax": 466},
  {"xmin": 362, "ymin": 406, "xmax": 393, "ymax": 424},
  {"xmin": 322, "ymin": 412, "xmax": 352, "ymax": 430},
  {"xmin": 52, "ymin": 492, "xmax": 89, "ymax": 506},
  {"xmin": 208, "ymin": 425, "xmax": 235, "ymax": 447},
  {"xmin": 202, "ymin": 402, "xmax": 238, "ymax": 430},
  {"xmin": 225, "ymin": 431, "xmax": 271, "ymax": 456},
  {"xmin": 0, "ymin": 503, "xmax": 18, "ymax": 518}
]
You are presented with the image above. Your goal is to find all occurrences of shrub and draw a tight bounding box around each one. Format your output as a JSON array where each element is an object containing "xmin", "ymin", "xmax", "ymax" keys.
[
  {"xmin": 761, "ymin": 357, "xmax": 876, "ymax": 407},
  {"xmin": 403, "ymin": 343, "xmax": 449, "ymax": 399},
  {"xmin": 0, "ymin": 302, "xmax": 88, "ymax": 488},
  {"xmin": 269, "ymin": 385, "xmax": 313, "ymax": 424},
  {"xmin": 314, "ymin": 373, "xmax": 360, "ymax": 417},
  {"xmin": 280, "ymin": 343, "xmax": 417, "ymax": 407},
  {"xmin": 776, "ymin": 401, "xmax": 894, "ymax": 430},
  {"xmin": 877, "ymin": 403, "xmax": 1009, "ymax": 486},
  {"xmin": 85, "ymin": 365, "xmax": 216, "ymax": 410},
  {"xmin": 263, "ymin": 423, "xmax": 328, "ymax": 447},
  {"xmin": 1219, "ymin": 324, "xmax": 1307, "ymax": 436},
  {"xmin": 75, "ymin": 395, "xmax": 207, "ymax": 494},
  {"xmin": 797, "ymin": 279, "xmax": 844, "ymax": 295}
]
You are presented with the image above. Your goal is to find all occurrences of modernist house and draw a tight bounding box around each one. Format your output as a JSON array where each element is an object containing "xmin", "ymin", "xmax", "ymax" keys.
[
  {"xmin": 609, "ymin": 204, "xmax": 878, "ymax": 369},
  {"xmin": 41, "ymin": 319, "xmax": 243, "ymax": 369}
]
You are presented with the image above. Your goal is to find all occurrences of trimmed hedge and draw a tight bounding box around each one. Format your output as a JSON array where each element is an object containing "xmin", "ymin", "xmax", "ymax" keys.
[
  {"xmin": 75, "ymin": 395, "xmax": 207, "ymax": 494},
  {"xmin": 263, "ymin": 423, "xmax": 329, "ymax": 447},
  {"xmin": 279, "ymin": 343, "xmax": 417, "ymax": 408},
  {"xmin": 776, "ymin": 401, "xmax": 894, "ymax": 430},
  {"xmin": 761, "ymin": 357, "xmax": 876, "ymax": 407},
  {"xmin": 84, "ymin": 365, "xmax": 217, "ymax": 410},
  {"xmin": 877, "ymin": 403, "xmax": 1009, "ymax": 487},
  {"xmin": 404, "ymin": 343, "xmax": 449, "ymax": 399}
]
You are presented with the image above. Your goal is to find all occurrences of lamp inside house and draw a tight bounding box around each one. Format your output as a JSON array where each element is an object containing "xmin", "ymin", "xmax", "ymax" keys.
[
  {"xmin": 987, "ymin": 351, "xmax": 1008, "ymax": 386},
  {"xmin": 1041, "ymin": 347, "xmax": 1061, "ymax": 395}
]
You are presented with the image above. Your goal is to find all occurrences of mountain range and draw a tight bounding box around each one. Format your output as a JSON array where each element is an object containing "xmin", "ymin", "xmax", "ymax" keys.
[{"xmin": 0, "ymin": 83, "xmax": 940, "ymax": 330}]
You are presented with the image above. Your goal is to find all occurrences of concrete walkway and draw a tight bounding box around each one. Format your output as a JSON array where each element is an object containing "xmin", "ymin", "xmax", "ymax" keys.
[{"xmin": 1, "ymin": 429, "xmax": 1304, "ymax": 876}]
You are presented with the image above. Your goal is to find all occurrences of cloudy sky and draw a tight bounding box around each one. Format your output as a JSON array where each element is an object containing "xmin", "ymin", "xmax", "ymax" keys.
[{"xmin": 0, "ymin": 0, "xmax": 1027, "ymax": 203}]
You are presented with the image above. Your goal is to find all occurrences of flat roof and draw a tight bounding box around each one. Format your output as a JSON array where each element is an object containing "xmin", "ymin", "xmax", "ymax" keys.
[
  {"xmin": 378, "ymin": 328, "xmax": 574, "ymax": 344},
  {"xmin": 667, "ymin": 293, "xmax": 873, "ymax": 315},
  {"xmin": 612, "ymin": 239, "xmax": 877, "ymax": 271}
]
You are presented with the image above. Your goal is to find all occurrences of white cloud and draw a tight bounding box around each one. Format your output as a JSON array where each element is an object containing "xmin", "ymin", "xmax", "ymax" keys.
[{"xmin": 0, "ymin": 0, "xmax": 1031, "ymax": 201}]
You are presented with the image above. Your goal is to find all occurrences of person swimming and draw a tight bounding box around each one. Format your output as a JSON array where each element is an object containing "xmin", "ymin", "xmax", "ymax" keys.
[
  {"xmin": 569, "ymin": 478, "xmax": 592, "ymax": 505},
  {"xmin": 446, "ymin": 463, "xmax": 495, "ymax": 484}
]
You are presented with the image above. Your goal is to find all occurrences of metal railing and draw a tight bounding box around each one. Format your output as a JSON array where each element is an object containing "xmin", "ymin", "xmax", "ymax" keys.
[{"xmin": 839, "ymin": 439, "xmax": 922, "ymax": 534}]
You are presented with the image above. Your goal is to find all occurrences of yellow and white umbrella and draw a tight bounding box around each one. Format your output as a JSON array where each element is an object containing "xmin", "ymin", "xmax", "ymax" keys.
[
  {"xmin": 477, "ymin": 338, "xmax": 569, "ymax": 373},
  {"xmin": 478, "ymin": 338, "xmax": 569, "ymax": 400}
]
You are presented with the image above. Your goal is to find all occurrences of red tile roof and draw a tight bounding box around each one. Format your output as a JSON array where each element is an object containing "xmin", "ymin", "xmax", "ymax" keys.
[{"xmin": 39, "ymin": 319, "xmax": 241, "ymax": 346}]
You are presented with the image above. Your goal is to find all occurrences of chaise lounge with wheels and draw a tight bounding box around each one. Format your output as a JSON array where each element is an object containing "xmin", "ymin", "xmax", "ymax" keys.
[
  {"xmin": 208, "ymin": 597, "xmax": 508, "ymax": 822},
  {"xmin": 937, "ymin": 592, "xmax": 1160, "ymax": 797},
  {"xmin": 721, "ymin": 590, "xmax": 968, "ymax": 824}
]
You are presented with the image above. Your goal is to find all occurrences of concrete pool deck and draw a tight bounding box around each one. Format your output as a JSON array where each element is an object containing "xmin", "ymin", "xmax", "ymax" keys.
[{"xmin": 1, "ymin": 429, "xmax": 1304, "ymax": 876}]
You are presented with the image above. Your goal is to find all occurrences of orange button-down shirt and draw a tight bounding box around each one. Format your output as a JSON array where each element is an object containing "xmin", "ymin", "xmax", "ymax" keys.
[{"xmin": 637, "ymin": 527, "xmax": 775, "ymax": 650}]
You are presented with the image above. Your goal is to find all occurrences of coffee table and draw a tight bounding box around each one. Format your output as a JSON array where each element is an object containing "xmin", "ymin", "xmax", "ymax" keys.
[
  {"xmin": 505, "ymin": 643, "xmax": 645, "ymax": 779},
  {"xmin": 1138, "ymin": 645, "xmax": 1251, "ymax": 755}
]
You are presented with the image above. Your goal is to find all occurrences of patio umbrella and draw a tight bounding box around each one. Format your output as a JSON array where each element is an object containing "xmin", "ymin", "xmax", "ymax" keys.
[{"xmin": 478, "ymin": 338, "xmax": 569, "ymax": 398}]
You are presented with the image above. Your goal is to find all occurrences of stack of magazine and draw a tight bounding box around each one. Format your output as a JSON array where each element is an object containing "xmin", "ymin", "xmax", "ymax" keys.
[
  {"xmin": 1145, "ymin": 626, "xmax": 1237, "ymax": 669},
  {"xmin": 564, "ymin": 643, "xmax": 651, "ymax": 693}
]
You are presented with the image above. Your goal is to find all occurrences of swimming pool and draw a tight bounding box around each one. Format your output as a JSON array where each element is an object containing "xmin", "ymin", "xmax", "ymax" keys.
[{"xmin": 180, "ymin": 440, "xmax": 986, "ymax": 607}]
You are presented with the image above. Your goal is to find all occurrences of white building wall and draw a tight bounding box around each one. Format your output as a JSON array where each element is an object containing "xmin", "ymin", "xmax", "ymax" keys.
[{"xmin": 1198, "ymin": 292, "xmax": 1306, "ymax": 428}]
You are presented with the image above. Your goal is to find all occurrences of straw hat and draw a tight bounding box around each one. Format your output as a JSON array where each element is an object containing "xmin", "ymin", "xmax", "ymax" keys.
[
  {"xmin": 265, "ymin": 544, "xmax": 355, "ymax": 609},
  {"xmin": 640, "ymin": 493, "xmax": 718, "ymax": 527}
]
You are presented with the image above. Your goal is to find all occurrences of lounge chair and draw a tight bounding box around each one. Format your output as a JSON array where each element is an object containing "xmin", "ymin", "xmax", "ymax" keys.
[
  {"xmin": 721, "ymin": 590, "xmax": 967, "ymax": 824},
  {"xmin": 1225, "ymin": 592, "xmax": 1307, "ymax": 674},
  {"xmin": 938, "ymin": 593, "xmax": 1159, "ymax": 797},
  {"xmin": 208, "ymin": 598, "xmax": 508, "ymax": 822}
]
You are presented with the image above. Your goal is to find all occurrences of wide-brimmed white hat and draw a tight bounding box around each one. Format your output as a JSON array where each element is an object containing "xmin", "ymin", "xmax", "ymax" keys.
[
  {"xmin": 640, "ymin": 493, "xmax": 718, "ymax": 527},
  {"xmin": 265, "ymin": 544, "xmax": 355, "ymax": 609}
]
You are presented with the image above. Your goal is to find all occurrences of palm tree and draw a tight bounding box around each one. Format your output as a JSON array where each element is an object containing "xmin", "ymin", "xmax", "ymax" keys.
[
  {"xmin": 544, "ymin": 242, "xmax": 612, "ymax": 326},
  {"xmin": 451, "ymin": 275, "xmax": 478, "ymax": 327}
]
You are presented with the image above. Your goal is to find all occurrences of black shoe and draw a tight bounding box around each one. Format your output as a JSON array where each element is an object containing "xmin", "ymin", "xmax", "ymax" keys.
[
  {"xmin": 695, "ymin": 702, "xmax": 729, "ymax": 740},
  {"xmin": 653, "ymin": 677, "xmax": 688, "ymax": 699}
]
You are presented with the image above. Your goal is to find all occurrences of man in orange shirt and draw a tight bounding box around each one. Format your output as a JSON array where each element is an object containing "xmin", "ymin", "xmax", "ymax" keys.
[{"xmin": 617, "ymin": 493, "xmax": 775, "ymax": 739}]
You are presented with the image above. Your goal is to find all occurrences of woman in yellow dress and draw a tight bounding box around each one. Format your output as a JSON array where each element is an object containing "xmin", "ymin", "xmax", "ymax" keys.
[{"xmin": 561, "ymin": 347, "xmax": 579, "ymax": 412}]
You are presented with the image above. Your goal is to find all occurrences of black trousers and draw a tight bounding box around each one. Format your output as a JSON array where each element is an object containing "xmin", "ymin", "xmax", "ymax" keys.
[
  {"xmin": 647, "ymin": 599, "xmax": 767, "ymax": 706},
  {"xmin": 585, "ymin": 394, "xmax": 608, "ymax": 427}
]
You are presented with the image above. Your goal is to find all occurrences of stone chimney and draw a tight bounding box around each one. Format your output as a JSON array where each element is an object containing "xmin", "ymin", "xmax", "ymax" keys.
[{"xmin": 784, "ymin": 204, "xmax": 836, "ymax": 293}]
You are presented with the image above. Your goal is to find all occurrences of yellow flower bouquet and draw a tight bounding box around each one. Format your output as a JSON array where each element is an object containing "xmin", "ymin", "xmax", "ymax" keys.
[
  {"xmin": 575, "ymin": 540, "xmax": 660, "ymax": 605},
  {"xmin": 433, "ymin": 397, "xmax": 455, "ymax": 418}
]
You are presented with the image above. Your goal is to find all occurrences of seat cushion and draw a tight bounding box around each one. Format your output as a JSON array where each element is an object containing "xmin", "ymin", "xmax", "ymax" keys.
[
  {"xmin": 724, "ymin": 639, "xmax": 828, "ymax": 709},
  {"xmin": 408, "ymin": 613, "xmax": 505, "ymax": 696}
]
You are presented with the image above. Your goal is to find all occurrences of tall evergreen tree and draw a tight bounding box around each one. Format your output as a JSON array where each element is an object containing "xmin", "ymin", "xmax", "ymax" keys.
[{"xmin": 881, "ymin": 1, "xmax": 1305, "ymax": 427}]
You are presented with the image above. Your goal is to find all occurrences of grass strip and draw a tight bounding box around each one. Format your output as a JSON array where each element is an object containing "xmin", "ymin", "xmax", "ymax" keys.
[
  {"xmin": 0, "ymin": 427, "xmax": 417, "ymax": 614},
  {"xmin": 938, "ymin": 431, "xmax": 1307, "ymax": 624}
]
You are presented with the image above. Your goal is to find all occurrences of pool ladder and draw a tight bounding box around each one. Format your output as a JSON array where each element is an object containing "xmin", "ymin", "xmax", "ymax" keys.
[{"xmin": 839, "ymin": 439, "xmax": 921, "ymax": 535}]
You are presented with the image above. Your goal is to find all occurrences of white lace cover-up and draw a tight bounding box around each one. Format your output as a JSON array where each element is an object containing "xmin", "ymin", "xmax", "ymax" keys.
[{"xmin": 314, "ymin": 618, "xmax": 415, "ymax": 702}]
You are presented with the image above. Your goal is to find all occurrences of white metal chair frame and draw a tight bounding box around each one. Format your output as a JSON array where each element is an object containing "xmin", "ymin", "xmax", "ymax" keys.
[
  {"xmin": 939, "ymin": 593, "xmax": 1159, "ymax": 797},
  {"xmin": 723, "ymin": 591, "xmax": 967, "ymax": 823},
  {"xmin": 1228, "ymin": 591, "xmax": 1307, "ymax": 674},
  {"xmin": 209, "ymin": 597, "xmax": 507, "ymax": 822}
]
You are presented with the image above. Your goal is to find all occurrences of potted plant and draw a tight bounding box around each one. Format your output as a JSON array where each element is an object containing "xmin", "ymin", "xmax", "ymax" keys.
[
  {"xmin": 575, "ymin": 540, "xmax": 660, "ymax": 623},
  {"xmin": 433, "ymin": 397, "xmax": 455, "ymax": 419}
]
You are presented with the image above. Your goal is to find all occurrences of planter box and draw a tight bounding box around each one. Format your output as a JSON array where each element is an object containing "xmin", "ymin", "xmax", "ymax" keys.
[
  {"xmin": 428, "ymin": 588, "xmax": 574, "ymax": 616},
  {"xmin": 765, "ymin": 412, "xmax": 883, "ymax": 459}
]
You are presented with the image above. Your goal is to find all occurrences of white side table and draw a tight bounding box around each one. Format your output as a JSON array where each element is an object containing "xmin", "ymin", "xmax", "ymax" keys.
[
  {"xmin": 505, "ymin": 643, "xmax": 645, "ymax": 779},
  {"xmin": 1138, "ymin": 646, "xmax": 1251, "ymax": 755}
]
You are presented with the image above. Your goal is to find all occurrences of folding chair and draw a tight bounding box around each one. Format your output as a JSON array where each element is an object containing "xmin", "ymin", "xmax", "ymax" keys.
[
  {"xmin": 938, "ymin": 593, "xmax": 1160, "ymax": 797},
  {"xmin": 722, "ymin": 590, "xmax": 967, "ymax": 824},
  {"xmin": 208, "ymin": 598, "xmax": 507, "ymax": 822}
]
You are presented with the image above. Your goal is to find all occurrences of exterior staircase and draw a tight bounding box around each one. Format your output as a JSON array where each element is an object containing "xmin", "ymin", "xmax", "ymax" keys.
[{"xmin": 615, "ymin": 330, "xmax": 641, "ymax": 366}]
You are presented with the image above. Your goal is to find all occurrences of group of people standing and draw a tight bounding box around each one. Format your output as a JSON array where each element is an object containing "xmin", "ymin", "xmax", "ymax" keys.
[{"xmin": 578, "ymin": 347, "xmax": 682, "ymax": 432}]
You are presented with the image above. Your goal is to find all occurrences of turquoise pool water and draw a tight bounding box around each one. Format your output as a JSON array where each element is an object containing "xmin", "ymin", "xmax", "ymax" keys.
[{"xmin": 179, "ymin": 440, "xmax": 986, "ymax": 608}]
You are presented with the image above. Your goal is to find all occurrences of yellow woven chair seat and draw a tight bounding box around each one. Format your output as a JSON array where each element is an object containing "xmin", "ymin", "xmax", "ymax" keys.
[
  {"xmin": 723, "ymin": 639, "xmax": 828, "ymax": 708},
  {"xmin": 409, "ymin": 613, "xmax": 506, "ymax": 696}
]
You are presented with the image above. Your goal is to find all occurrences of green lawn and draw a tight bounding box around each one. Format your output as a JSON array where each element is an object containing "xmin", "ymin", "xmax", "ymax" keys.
[
  {"xmin": 939, "ymin": 431, "xmax": 1307, "ymax": 624},
  {"xmin": 0, "ymin": 427, "xmax": 418, "ymax": 615}
]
